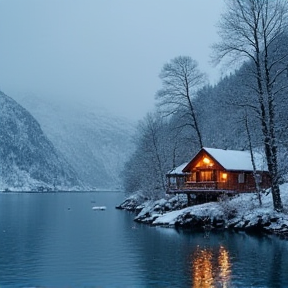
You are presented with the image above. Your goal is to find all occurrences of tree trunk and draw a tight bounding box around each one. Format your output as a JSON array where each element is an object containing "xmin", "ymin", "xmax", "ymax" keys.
[
  {"xmin": 245, "ymin": 113, "xmax": 262, "ymax": 206},
  {"xmin": 185, "ymin": 76, "xmax": 203, "ymax": 148},
  {"xmin": 262, "ymin": 21, "xmax": 283, "ymax": 212}
]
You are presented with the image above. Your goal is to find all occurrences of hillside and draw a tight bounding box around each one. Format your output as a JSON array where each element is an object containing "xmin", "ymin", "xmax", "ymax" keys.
[
  {"xmin": 15, "ymin": 95, "xmax": 136, "ymax": 189},
  {"xmin": 0, "ymin": 91, "xmax": 83, "ymax": 191}
]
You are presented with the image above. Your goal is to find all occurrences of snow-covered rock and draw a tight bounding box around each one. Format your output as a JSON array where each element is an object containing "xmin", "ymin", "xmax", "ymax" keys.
[
  {"xmin": 115, "ymin": 191, "xmax": 148, "ymax": 211},
  {"xmin": 133, "ymin": 195, "xmax": 188, "ymax": 223},
  {"xmin": 119, "ymin": 184, "xmax": 288, "ymax": 238},
  {"xmin": 152, "ymin": 201, "xmax": 224, "ymax": 229}
]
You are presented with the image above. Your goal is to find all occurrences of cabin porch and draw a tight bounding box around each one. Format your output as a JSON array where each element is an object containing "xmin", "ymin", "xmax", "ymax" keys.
[
  {"xmin": 167, "ymin": 167, "xmax": 261, "ymax": 196},
  {"xmin": 167, "ymin": 179, "xmax": 258, "ymax": 194},
  {"xmin": 166, "ymin": 176, "xmax": 259, "ymax": 206}
]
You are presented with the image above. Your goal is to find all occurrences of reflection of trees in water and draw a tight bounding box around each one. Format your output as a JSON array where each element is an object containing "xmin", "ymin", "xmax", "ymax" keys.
[{"xmin": 192, "ymin": 245, "xmax": 231, "ymax": 288}]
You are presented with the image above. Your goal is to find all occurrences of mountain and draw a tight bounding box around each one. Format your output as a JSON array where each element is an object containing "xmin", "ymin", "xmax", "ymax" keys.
[
  {"xmin": 15, "ymin": 95, "xmax": 136, "ymax": 189},
  {"xmin": 0, "ymin": 91, "xmax": 83, "ymax": 191}
]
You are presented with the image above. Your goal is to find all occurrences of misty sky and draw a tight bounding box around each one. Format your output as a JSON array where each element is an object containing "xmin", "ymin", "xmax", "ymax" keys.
[{"xmin": 0, "ymin": 0, "xmax": 225, "ymax": 120}]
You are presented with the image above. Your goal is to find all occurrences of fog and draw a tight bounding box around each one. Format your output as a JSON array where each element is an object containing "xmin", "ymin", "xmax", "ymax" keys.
[{"xmin": 0, "ymin": 0, "xmax": 224, "ymax": 120}]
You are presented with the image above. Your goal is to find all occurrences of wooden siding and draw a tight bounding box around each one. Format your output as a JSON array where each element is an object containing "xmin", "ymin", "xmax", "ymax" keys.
[
  {"xmin": 166, "ymin": 149, "xmax": 271, "ymax": 196},
  {"xmin": 182, "ymin": 149, "xmax": 224, "ymax": 173},
  {"xmin": 167, "ymin": 171, "xmax": 271, "ymax": 194}
]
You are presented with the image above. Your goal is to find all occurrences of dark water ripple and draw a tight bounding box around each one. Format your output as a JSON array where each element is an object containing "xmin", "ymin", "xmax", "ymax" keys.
[{"xmin": 0, "ymin": 191, "xmax": 288, "ymax": 288}]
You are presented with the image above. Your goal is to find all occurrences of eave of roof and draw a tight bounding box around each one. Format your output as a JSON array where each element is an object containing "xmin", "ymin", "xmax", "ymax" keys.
[
  {"xmin": 203, "ymin": 147, "xmax": 268, "ymax": 172},
  {"xmin": 181, "ymin": 147, "xmax": 268, "ymax": 173},
  {"xmin": 166, "ymin": 162, "xmax": 189, "ymax": 175}
]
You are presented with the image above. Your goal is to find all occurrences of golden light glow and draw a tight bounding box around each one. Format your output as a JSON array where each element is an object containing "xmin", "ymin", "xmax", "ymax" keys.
[
  {"xmin": 222, "ymin": 173, "xmax": 227, "ymax": 180},
  {"xmin": 218, "ymin": 246, "xmax": 231, "ymax": 288},
  {"xmin": 203, "ymin": 157, "xmax": 210, "ymax": 164},
  {"xmin": 192, "ymin": 246, "xmax": 231, "ymax": 288},
  {"xmin": 196, "ymin": 157, "xmax": 213, "ymax": 168},
  {"xmin": 192, "ymin": 248, "xmax": 214, "ymax": 288}
]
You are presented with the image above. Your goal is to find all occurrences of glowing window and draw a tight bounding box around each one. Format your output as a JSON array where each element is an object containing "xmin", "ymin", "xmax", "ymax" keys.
[
  {"xmin": 203, "ymin": 157, "xmax": 210, "ymax": 164},
  {"xmin": 222, "ymin": 173, "xmax": 227, "ymax": 181},
  {"xmin": 201, "ymin": 171, "xmax": 213, "ymax": 181}
]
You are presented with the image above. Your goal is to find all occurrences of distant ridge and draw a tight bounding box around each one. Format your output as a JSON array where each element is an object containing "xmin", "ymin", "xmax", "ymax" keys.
[
  {"xmin": 15, "ymin": 95, "xmax": 136, "ymax": 189},
  {"xmin": 0, "ymin": 91, "xmax": 84, "ymax": 191}
]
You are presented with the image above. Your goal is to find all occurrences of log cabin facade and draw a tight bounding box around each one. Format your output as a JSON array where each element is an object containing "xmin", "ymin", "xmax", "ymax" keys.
[{"xmin": 166, "ymin": 147, "xmax": 271, "ymax": 204}]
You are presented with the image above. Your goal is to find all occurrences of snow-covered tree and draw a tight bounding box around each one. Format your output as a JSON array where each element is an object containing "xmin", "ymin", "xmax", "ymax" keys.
[
  {"xmin": 213, "ymin": 0, "xmax": 288, "ymax": 211},
  {"xmin": 123, "ymin": 113, "xmax": 174, "ymax": 199}
]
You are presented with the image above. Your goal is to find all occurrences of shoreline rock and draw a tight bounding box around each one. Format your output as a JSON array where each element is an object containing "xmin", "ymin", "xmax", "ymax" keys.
[
  {"xmin": 115, "ymin": 191, "xmax": 148, "ymax": 212},
  {"xmin": 117, "ymin": 186, "xmax": 288, "ymax": 239}
]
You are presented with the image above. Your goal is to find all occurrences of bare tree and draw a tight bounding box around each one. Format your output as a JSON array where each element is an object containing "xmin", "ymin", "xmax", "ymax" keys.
[
  {"xmin": 156, "ymin": 56, "xmax": 206, "ymax": 149},
  {"xmin": 139, "ymin": 113, "xmax": 167, "ymax": 193},
  {"xmin": 244, "ymin": 111, "xmax": 262, "ymax": 206},
  {"xmin": 213, "ymin": 0, "xmax": 288, "ymax": 211},
  {"xmin": 123, "ymin": 112, "xmax": 174, "ymax": 199}
]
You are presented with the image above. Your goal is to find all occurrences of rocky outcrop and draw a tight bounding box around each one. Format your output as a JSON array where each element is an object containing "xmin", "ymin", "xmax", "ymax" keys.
[
  {"xmin": 117, "ymin": 187, "xmax": 288, "ymax": 239},
  {"xmin": 115, "ymin": 192, "xmax": 148, "ymax": 212},
  {"xmin": 227, "ymin": 213, "xmax": 288, "ymax": 238}
]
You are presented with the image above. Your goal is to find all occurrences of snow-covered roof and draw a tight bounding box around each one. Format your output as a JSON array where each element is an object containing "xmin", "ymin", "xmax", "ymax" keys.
[
  {"xmin": 167, "ymin": 162, "xmax": 189, "ymax": 175},
  {"xmin": 203, "ymin": 147, "xmax": 268, "ymax": 171}
]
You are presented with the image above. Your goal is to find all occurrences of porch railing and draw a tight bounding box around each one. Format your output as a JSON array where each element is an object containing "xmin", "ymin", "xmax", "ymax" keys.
[
  {"xmin": 184, "ymin": 181, "xmax": 218, "ymax": 190},
  {"xmin": 168, "ymin": 181, "xmax": 218, "ymax": 191},
  {"xmin": 167, "ymin": 180, "xmax": 256, "ymax": 193}
]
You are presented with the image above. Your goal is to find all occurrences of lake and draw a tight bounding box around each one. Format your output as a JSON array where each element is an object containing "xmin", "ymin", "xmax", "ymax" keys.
[{"xmin": 0, "ymin": 191, "xmax": 288, "ymax": 288}]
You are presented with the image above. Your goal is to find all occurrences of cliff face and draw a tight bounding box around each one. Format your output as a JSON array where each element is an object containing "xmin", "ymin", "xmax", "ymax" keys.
[
  {"xmin": 15, "ymin": 95, "xmax": 135, "ymax": 189},
  {"xmin": 0, "ymin": 91, "xmax": 83, "ymax": 191}
]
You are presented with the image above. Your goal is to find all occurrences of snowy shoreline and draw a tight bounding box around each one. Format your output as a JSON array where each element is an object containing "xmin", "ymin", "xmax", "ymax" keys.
[{"xmin": 116, "ymin": 185, "xmax": 288, "ymax": 239}]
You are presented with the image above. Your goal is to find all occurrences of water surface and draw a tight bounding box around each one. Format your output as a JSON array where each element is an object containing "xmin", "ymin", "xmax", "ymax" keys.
[{"xmin": 0, "ymin": 191, "xmax": 288, "ymax": 287}]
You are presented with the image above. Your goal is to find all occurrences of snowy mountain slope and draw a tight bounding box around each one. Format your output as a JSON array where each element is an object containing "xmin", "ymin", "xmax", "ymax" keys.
[
  {"xmin": 0, "ymin": 91, "xmax": 83, "ymax": 191},
  {"xmin": 15, "ymin": 95, "xmax": 136, "ymax": 189}
]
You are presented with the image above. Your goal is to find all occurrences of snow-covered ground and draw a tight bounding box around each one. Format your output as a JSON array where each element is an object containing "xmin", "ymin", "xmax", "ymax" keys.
[{"xmin": 119, "ymin": 184, "xmax": 288, "ymax": 238}]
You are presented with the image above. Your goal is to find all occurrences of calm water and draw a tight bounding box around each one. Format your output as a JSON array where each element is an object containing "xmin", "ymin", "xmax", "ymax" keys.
[{"xmin": 0, "ymin": 191, "xmax": 288, "ymax": 288}]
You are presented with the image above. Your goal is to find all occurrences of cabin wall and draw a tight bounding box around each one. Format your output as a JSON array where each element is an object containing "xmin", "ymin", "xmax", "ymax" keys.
[
  {"xmin": 167, "ymin": 170, "xmax": 271, "ymax": 193},
  {"xmin": 167, "ymin": 175, "xmax": 185, "ymax": 190},
  {"xmin": 215, "ymin": 171, "xmax": 271, "ymax": 192},
  {"xmin": 224, "ymin": 172, "xmax": 254, "ymax": 192},
  {"xmin": 167, "ymin": 148, "xmax": 271, "ymax": 193}
]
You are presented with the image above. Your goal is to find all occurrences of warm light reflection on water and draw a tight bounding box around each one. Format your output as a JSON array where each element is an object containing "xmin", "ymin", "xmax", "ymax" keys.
[
  {"xmin": 192, "ymin": 245, "xmax": 231, "ymax": 288},
  {"xmin": 192, "ymin": 248, "xmax": 214, "ymax": 288},
  {"xmin": 218, "ymin": 245, "xmax": 231, "ymax": 287}
]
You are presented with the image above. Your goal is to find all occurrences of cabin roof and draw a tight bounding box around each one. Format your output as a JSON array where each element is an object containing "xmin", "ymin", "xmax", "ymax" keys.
[
  {"xmin": 167, "ymin": 162, "xmax": 189, "ymax": 175},
  {"xmin": 183, "ymin": 147, "xmax": 268, "ymax": 172},
  {"xmin": 204, "ymin": 147, "xmax": 267, "ymax": 171}
]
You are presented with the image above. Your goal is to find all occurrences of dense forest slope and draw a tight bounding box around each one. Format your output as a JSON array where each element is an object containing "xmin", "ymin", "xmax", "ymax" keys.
[
  {"xmin": 122, "ymin": 34, "xmax": 288, "ymax": 198},
  {"xmin": 0, "ymin": 91, "xmax": 83, "ymax": 191},
  {"xmin": 15, "ymin": 95, "xmax": 135, "ymax": 189}
]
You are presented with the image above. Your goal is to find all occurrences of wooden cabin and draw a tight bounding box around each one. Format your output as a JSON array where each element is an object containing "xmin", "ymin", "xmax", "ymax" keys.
[{"xmin": 166, "ymin": 147, "xmax": 271, "ymax": 204}]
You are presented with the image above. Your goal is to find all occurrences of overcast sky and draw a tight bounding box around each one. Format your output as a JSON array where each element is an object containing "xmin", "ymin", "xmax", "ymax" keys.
[{"xmin": 0, "ymin": 0, "xmax": 225, "ymax": 120}]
